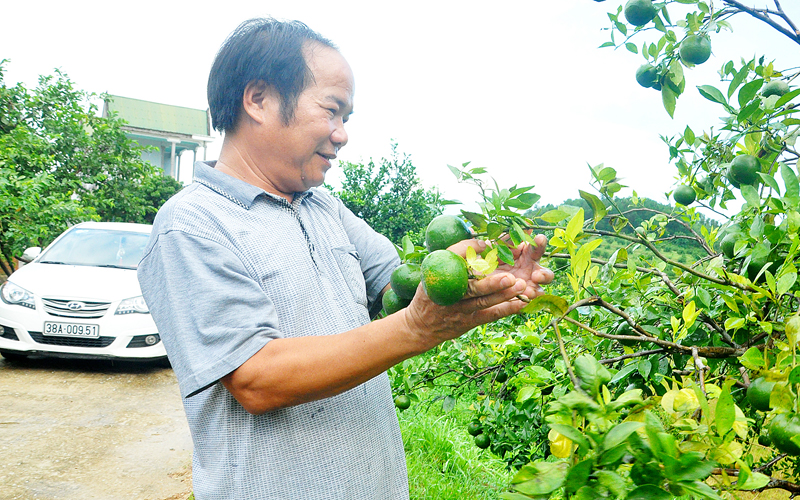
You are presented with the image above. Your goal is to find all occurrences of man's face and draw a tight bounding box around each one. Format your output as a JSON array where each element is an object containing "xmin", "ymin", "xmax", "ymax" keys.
[{"xmin": 253, "ymin": 43, "xmax": 354, "ymax": 195}]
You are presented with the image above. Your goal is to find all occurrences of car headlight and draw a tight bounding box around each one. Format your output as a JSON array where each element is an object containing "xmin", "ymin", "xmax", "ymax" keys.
[
  {"xmin": 0, "ymin": 282, "xmax": 36, "ymax": 309},
  {"xmin": 115, "ymin": 296, "xmax": 149, "ymax": 315}
]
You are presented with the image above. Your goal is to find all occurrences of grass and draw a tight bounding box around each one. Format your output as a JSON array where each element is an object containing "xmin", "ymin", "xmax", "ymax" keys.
[{"xmin": 397, "ymin": 399, "xmax": 512, "ymax": 500}]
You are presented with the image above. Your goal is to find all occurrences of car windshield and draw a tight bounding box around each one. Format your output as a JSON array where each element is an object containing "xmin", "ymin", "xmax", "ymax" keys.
[{"xmin": 38, "ymin": 228, "xmax": 151, "ymax": 269}]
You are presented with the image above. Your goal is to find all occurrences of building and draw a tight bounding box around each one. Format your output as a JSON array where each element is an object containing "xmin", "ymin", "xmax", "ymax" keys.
[{"xmin": 102, "ymin": 95, "xmax": 214, "ymax": 181}]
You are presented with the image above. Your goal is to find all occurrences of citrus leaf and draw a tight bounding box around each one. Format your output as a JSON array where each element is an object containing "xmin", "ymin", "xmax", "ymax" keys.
[
  {"xmin": 626, "ymin": 485, "xmax": 673, "ymax": 500},
  {"xmin": 738, "ymin": 79, "xmax": 764, "ymax": 108},
  {"xmin": 698, "ymin": 85, "xmax": 728, "ymax": 106},
  {"xmin": 540, "ymin": 209, "xmax": 569, "ymax": 224},
  {"xmin": 716, "ymin": 384, "xmax": 735, "ymax": 437},
  {"xmin": 603, "ymin": 421, "xmax": 644, "ymax": 450},
  {"xmin": 521, "ymin": 294, "xmax": 568, "ymax": 316},
  {"xmin": 510, "ymin": 461, "xmax": 568, "ymax": 495},
  {"xmin": 662, "ymin": 85, "xmax": 677, "ymax": 118},
  {"xmin": 548, "ymin": 424, "xmax": 590, "ymax": 453},
  {"xmin": 579, "ymin": 190, "xmax": 608, "ymax": 224}
]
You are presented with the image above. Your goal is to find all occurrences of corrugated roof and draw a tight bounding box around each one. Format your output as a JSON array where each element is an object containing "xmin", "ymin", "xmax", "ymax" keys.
[{"xmin": 105, "ymin": 95, "xmax": 209, "ymax": 137}]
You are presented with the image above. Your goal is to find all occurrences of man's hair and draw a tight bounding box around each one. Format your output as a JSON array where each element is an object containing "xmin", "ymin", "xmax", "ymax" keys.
[{"xmin": 207, "ymin": 18, "xmax": 336, "ymax": 132}]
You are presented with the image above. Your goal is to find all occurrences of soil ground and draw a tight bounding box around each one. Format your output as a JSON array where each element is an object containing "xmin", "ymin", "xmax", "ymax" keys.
[{"xmin": 0, "ymin": 356, "xmax": 193, "ymax": 500}]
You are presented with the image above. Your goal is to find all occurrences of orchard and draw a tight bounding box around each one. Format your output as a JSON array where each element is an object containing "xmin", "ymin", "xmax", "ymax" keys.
[{"xmin": 387, "ymin": 1, "xmax": 800, "ymax": 498}]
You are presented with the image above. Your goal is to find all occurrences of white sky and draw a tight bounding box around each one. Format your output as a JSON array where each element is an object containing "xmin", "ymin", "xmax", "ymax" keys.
[{"xmin": 2, "ymin": 0, "xmax": 798, "ymax": 214}]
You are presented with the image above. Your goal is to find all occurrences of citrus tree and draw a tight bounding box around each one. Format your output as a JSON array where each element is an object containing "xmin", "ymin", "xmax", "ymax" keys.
[{"xmin": 387, "ymin": 1, "xmax": 800, "ymax": 498}]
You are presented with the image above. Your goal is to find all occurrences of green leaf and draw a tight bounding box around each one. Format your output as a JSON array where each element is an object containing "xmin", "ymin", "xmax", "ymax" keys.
[
  {"xmin": 540, "ymin": 209, "xmax": 569, "ymax": 224},
  {"xmin": 626, "ymin": 42, "xmax": 638, "ymax": 54},
  {"xmin": 496, "ymin": 242, "xmax": 515, "ymax": 266},
  {"xmin": 737, "ymin": 465, "xmax": 771, "ymax": 490},
  {"xmin": 728, "ymin": 65, "xmax": 751, "ymax": 98},
  {"xmin": 566, "ymin": 208, "xmax": 585, "ymax": 241},
  {"xmin": 521, "ymin": 294, "xmax": 569, "ymax": 316},
  {"xmin": 442, "ymin": 395, "xmax": 456, "ymax": 412},
  {"xmin": 662, "ymin": 85, "xmax": 677, "ymax": 118},
  {"xmin": 626, "ymin": 485, "xmax": 673, "ymax": 500},
  {"xmin": 579, "ymin": 190, "xmax": 608, "ymax": 224},
  {"xmin": 603, "ymin": 421, "xmax": 644, "ymax": 450},
  {"xmin": 738, "ymin": 79, "xmax": 764, "ymax": 108},
  {"xmin": 511, "ymin": 461, "xmax": 568, "ymax": 496},
  {"xmin": 680, "ymin": 480, "xmax": 725, "ymax": 500},
  {"xmin": 776, "ymin": 88, "xmax": 800, "ymax": 108},
  {"xmin": 698, "ymin": 85, "xmax": 728, "ymax": 106},
  {"xmin": 740, "ymin": 183, "xmax": 760, "ymax": 208},
  {"xmin": 739, "ymin": 346, "xmax": 765, "ymax": 370},
  {"xmin": 548, "ymin": 424, "xmax": 591, "ymax": 452},
  {"xmin": 715, "ymin": 384, "xmax": 735, "ymax": 437},
  {"xmin": 461, "ymin": 210, "xmax": 486, "ymax": 229},
  {"xmin": 781, "ymin": 163, "xmax": 800, "ymax": 204},
  {"xmin": 564, "ymin": 459, "xmax": 593, "ymax": 495},
  {"xmin": 595, "ymin": 470, "xmax": 626, "ymax": 498}
]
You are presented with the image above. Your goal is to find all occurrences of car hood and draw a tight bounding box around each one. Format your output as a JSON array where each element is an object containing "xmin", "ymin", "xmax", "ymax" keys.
[{"xmin": 7, "ymin": 263, "xmax": 143, "ymax": 301}]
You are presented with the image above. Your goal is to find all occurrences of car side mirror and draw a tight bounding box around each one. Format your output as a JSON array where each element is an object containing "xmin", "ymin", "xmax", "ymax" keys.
[{"xmin": 18, "ymin": 247, "xmax": 42, "ymax": 266}]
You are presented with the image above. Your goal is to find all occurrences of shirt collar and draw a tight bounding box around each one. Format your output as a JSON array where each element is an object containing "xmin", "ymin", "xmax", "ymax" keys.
[{"xmin": 192, "ymin": 161, "xmax": 313, "ymax": 209}]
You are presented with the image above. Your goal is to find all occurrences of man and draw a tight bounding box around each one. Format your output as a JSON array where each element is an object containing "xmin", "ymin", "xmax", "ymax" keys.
[{"xmin": 138, "ymin": 18, "xmax": 554, "ymax": 499}]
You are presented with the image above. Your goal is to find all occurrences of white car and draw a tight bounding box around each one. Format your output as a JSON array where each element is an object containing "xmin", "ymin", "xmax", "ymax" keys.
[{"xmin": 0, "ymin": 221, "xmax": 166, "ymax": 363}]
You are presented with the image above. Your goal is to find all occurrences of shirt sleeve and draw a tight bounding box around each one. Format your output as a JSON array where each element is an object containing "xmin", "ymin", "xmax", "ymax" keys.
[
  {"xmin": 137, "ymin": 230, "xmax": 281, "ymax": 399},
  {"xmin": 336, "ymin": 199, "xmax": 401, "ymax": 317}
]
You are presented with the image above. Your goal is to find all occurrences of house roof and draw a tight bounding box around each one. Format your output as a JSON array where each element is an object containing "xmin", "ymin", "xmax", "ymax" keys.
[{"xmin": 104, "ymin": 95, "xmax": 210, "ymax": 137}]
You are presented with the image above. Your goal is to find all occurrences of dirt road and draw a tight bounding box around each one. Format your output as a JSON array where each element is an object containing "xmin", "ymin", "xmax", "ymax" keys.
[{"xmin": 0, "ymin": 356, "xmax": 193, "ymax": 500}]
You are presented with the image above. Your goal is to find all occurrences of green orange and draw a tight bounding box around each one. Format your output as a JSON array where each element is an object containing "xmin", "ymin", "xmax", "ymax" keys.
[
  {"xmin": 635, "ymin": 64, "xmax": 659, "ymax": 88},
  {"xmin": 421, "ymin": 250, "xmax": 469, "ymax": 306},
  {"xmin": 720, "ymin": 233, "xmax": 739, "ymax": 259},
  {"xmin": 768, "ymin": 413, "xmax": 800, "ymax": 456},
  {"xmin": 474, "ymin": 433, "xmax": 491, "ymax": 449},
  {"xmin": 728, "ymin": 154, "xmax": 760, "ymax": 187},
  {"xmin": 746, "ymin": 377, "xmax": 775, "ymax": 412},
  {"xmin": 394, "ymin": 395, "xmax": 411, "ymax": 410},
  {"xmin": 680, "ymin": 35, "xmax": 712, "ymax": 65},
  {"xmin": 425, "ymin": 215, "xmax": 471, "ymax": 252},
  {"xmin": 624, "ymin": 0, "xmax": 657, "ymax": 26},
  {"xmin": 762, "ymin": 80, "xmax": 790, "ymax": 98},
  {"xmin": 382, "ymin": 288, "xmax": 410, "ymax": 315},
  {"xmin": 467, "ymin": 421, "xmax": 483, "ymax": 436},
  {"xmin": 673, "ymin": 185, "xmax": 696, "ymax": 206},
  {"xmin": 390, "ymin": 263, "xmax": 421, "ymax": 300}
]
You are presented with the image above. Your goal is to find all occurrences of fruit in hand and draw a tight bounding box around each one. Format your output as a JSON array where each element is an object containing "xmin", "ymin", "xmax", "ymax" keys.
[
  {"xmin": 624, "ymin": 0, "xmax": 657, "ymax": 26},
  {"xmin": 746, "ymin": 377, "xmax": 775, "ymax": 412},
  {"xmin": 421, "ymin": 250, "xmax": 469, "ymax": 306},
  {"xmin": 635, "ymin": 64, "xmax": 659, "ymax": 88},
  {"xmin": 768, "ymin": 413, "xmax": 800, "ymax": 456},
  {"xmin": 382, "ymin": 288, "xmax": 410, "ymax": 315},
  {"xmin": 390, "ymin": 263, "xmax": 421, "ymax": 300},
  {"xmin": 728, "ymin": 154, "xmax": 760, "ymax": 187},
  {"xmin": 673, "ymin": 185, "xmax": 696, "ymax": 206},
  {"xmin": 680, "ymin": 35, "xmax": 712, "ymax": 65},
  {"xmin": 425, "ymin": 215, "xmax": 471, "ymax": 252},
  {"xmin": 467, "ymin": 420, "xmax": 483, "ymax": 436},
  {"xmin": 474, "ymin": 433, "xmax": 491, "ymax": 449},
  {"xmin": 762, "ymin": 80, "xmax": 790, "ymax": 98},
  {"xmin": 394, "ymin": 394, "xmax": 411, "ymax": 410}
]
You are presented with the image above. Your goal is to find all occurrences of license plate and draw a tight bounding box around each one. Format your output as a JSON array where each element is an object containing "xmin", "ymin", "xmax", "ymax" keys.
[{"xmin": 43, "ymin": 322, "xmax": 100, "ymax": 338}]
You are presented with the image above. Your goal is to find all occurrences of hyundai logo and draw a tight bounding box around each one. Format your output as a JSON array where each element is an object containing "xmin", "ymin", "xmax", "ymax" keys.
[{"xmin": 66, "ymin": 301, "xmax": 85, "ymax": 311}]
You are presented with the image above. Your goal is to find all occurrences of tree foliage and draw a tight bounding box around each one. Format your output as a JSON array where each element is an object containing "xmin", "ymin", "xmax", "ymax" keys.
[
  {"xmin": 332, "ymin": 142, "xmax": 445, "ymax": 245},
  {"xmin": 0, "ymin": 61, "xmax": 183, "ymax": 276},
  {"xmin": 388, "ymin": 1, "xmax": 800, "ymax": 498}
]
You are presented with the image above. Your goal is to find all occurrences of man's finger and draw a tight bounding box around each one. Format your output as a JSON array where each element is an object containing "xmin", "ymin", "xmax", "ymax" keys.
[{"xmin": 447, "ymin": 238, "xmax": 487, "ymax": 258}]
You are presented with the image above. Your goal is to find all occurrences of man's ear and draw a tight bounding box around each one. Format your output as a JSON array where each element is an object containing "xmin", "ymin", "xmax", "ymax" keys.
[{"xmin": 242, "ymin": 80, "xmax": 279, "ymax": 125}]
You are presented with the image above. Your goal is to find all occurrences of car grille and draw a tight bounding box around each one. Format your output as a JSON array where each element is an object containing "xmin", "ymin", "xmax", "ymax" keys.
[
  {"xmin": 42, "ymin": 298, "xmax": 111, "ymax": 319},
  {"xmin": 1, "ymin": 324, "xmax": 19, "ymax": 341},
  {"xmin": 29, "ymin": 331, "xmax": 115, "ymax": 348}
]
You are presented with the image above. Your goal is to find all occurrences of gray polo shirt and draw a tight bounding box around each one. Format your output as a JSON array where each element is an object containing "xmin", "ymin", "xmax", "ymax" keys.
[{"xmin": 138, "ymin": 161, "xmax": 408, "ymax": 499}]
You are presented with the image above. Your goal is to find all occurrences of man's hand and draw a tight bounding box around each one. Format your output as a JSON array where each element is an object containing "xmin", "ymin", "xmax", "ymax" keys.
[{"xmin": 401, "ymin": 235, "xmax": 554, "ymax": 350}]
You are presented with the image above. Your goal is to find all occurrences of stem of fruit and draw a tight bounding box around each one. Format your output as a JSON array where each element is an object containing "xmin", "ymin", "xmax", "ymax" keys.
[{"xmin": 551, "ymin": 319, "xmax": 582, "ymax": 393}]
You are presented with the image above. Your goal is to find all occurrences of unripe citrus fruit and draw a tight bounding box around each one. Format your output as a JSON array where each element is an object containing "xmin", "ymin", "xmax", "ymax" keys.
[
  {"xmin": 421, "ymin": 249, "xmax": 469, "ymax": 306},
  {"xmin": 467, "ymin": 420, "xmax": 483, "ymax": 436},
  {"xmin": 746, "ymin": 377, "xmax": 775, "ymax": 412},
  {"xmin": 394, "ymin": 394, "xmax": 411, "ymax": 410},
  {"xmin": 762, "ymin": 80, "xmax": 790, "ymax": 98},
  {"xmin": 673, "ymin": 185, "xmax": 696, "ymax": 206},
  {"xmin": 382, "ymin": 288, "xmax": 410, "ymax": 315},
  {"xmin": 728, "ymin": 155, "xmax": 760, "ymax": 187},
  {"xmin": 616, "ymin": 321, "xmax": 639, "ymax": 347},
  {"xmin": 495, "ymin": 370, "xmax": 509, "ymax": 383},
  {"xmin": 390, "ymin": 263, "xmax": 421, "ymax": 300},
  {"xmin": 747, "ymin": 255, "xmax": 779, "ymax": 283},
  {"xmin": 624, "ymin": 0, "xmax": 657, "ymax": 26},
  {"xmin": 635, "ymin": 64, "xmax": 659, "ymax": 88},
  {"xmin": 680, "ymin": 35, "xmax": 712, "ymax": 65},
  {"xmin": 474, "ymin": 433, "xmax": 491, "ymax": 449},
  {"xmin": 425, "ymin": 215, "xmax": 471, "ymax": 252},
  {"xmin": 720, "ymin": 233, "xmax": 738, "ymax": 259},
  {"xmin": 768, "ymin": 413, "xmax": 800, "ymax": 456}
]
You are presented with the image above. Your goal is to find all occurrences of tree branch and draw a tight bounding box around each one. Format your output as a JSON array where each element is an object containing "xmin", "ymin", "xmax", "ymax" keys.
[
  {"xmin": 720, "ymin": 0, "xmax": 800, "ymax": 45},
  {"xmin": 600, "ymin": 348, "xmax": 667, "ymax": 365}
]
